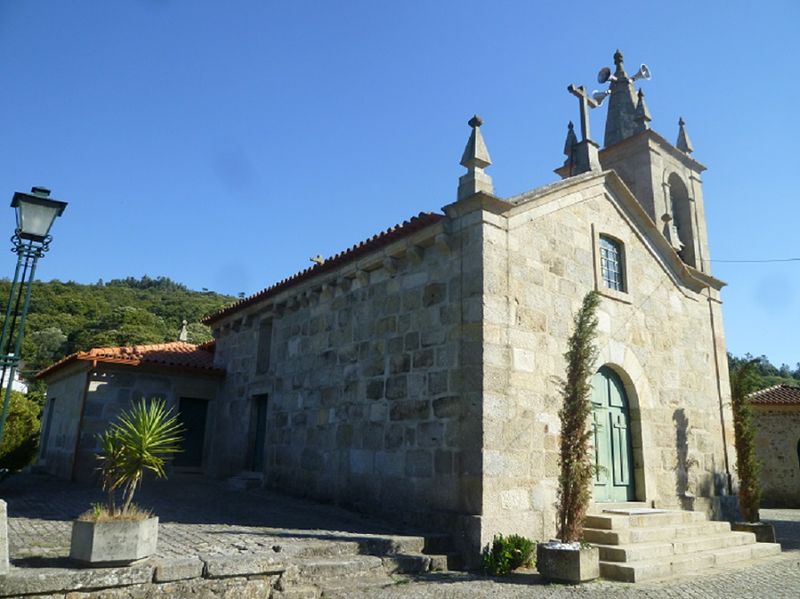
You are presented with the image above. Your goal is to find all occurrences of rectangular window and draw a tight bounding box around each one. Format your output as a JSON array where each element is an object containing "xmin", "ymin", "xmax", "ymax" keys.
[
  {"xmin": 600, "ymin": 236, "xmax": 625, "ymax": 292},
  {"xmin": 255, "ymin": 319, "xmax": 273, "ymax": 374}
]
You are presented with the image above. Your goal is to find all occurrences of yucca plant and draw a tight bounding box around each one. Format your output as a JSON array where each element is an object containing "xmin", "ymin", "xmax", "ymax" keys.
[{"xmin": 96, "ymin": 399, "xmax": 183, "ymax": 518}]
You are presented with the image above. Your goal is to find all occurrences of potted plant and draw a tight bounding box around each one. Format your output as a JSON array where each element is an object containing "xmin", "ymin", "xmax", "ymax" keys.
[
  {"xmin": 728, "ymin": 361, "xmax": 776, "ymax": 543},
  {"xmin": 537, "ymin": 292, "xmax": 600, "ymax": 583},
  {"xmin": 69, "ymin": 398, "xmax": 183, "ymax": 565}
]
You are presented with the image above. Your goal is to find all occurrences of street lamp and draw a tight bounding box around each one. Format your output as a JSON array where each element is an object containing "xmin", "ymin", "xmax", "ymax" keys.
[{"xmin": 0, "ymin": 187, "xmax": 67, "ymax": 449}]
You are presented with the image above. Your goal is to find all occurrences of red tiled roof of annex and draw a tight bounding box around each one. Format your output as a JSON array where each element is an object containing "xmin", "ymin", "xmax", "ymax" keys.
[
  {"xmin": 748, "ymin": 384, "xmax": 800, "ymax": 406},
  {"xmin": 202, "ymin": 211, "xmax": 444, "ymax": 325},
  {"xmin": 35, "ymin": 341, "xmax": 223, "ymax": 380}
]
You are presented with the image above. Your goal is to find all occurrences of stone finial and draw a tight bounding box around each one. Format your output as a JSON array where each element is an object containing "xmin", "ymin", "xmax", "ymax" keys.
[
  {"xmin": 179, "ymin": 319, "xmax": 188, "ymax": 342},
  {"xmin": 603, "ymin": 49, "xmax": 639, "ymax": 148},
  {"xmin": 633, "ymin": 89, "xmax": 652, "ymax": 133},
  {"xmin": 676, "ymin": 117, "xmax": 694, "ymax": 154},
  {"xmin": 457, "ymin": 115, "xmax": 494, "ymax": 200}
]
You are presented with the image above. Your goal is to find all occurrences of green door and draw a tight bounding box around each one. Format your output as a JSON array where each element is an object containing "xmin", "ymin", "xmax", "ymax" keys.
[
  {"xmin": 251, "ymin": 394, "xmax": 269, "ymax": 472},
  {"xmin": 591, "ymin": 366, "xmax": 635, "ymax": 502}
]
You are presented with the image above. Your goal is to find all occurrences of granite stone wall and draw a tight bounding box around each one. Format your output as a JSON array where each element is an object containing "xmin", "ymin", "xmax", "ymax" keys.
[
  {"xmin": 209, "ymin": 173, "xmax": 733, "ymax": 561},
  {"xmin": 36, "ymin": 364, "xmax": 90, "ymax": 480},
  {"xmin": 475, "ymin": 176, "xmax": 734, "ymax": 547},
  {"xmin": 209, "ymin": 217, "xmax": 487, "ymax": 553},
  {"xmin": 753, "ymin": 406, "xmax": 800, "ymax": 507},
  {"xmin": 38, "ymin": 365, "xmax": 217, "ymax": 482}
]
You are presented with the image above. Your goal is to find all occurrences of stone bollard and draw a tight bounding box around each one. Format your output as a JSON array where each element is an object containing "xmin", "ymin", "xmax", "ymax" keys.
[{"xmin": 0, "ymin": 499, "xmax": 8, "ymax": 575}]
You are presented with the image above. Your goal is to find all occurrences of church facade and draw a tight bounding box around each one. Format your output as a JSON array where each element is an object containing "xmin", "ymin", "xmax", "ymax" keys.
[{"xmin": 200, "ymin": 51, "xmax": 736, "ymax": 561}]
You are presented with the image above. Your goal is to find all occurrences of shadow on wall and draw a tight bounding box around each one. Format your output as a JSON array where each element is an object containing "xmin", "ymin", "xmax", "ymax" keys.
[
  {"xmin": 673, "ymin": 408, "xmax": 737, "ymax": 521},
  {"xmin": 673, "ymin": 408, "xmax": 695, "ymax": 511}
]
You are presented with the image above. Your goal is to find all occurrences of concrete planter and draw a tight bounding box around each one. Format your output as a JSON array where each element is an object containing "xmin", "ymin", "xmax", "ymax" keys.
[
  {"xmin": 536, "ymin": 543, "xmax": 599, "ymax": 583},
  {"xmin": 731, "ymin": 521, "xmax": 777, "ymax": 543},
  {"xmin": 70, "ymin": 516, "xmax": 159, "ymax": 566}
]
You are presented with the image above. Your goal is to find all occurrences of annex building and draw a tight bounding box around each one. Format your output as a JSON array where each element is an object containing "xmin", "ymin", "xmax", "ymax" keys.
[{"xmin": 37, "ymin": 51, "xmax": 738, "ymax": 562}]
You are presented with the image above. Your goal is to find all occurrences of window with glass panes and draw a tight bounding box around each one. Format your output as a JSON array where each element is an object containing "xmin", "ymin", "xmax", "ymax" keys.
[{"xmin": 600, "ymin": 236, "xmax": 625, "ymax": 291}]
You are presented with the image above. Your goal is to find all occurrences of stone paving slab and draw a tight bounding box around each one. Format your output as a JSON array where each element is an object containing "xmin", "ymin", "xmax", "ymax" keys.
[{"xmin": 1, "ymin": 473, "xmax": 427, "ymax": 563}]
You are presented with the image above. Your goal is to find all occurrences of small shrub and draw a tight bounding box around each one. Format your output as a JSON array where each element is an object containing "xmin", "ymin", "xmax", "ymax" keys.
[
  {"xmin": 481, "ymin": 533, "xmax": 536, "ymax": 576},
  {"xmin": 78, "ymin": 502, "xmax": 153, "ymax": 522}
]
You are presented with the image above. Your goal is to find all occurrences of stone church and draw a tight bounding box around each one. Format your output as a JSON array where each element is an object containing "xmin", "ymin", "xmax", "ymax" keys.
[
  {"xmin": 37, "ymin": 51, "xmax": 737, "ymax": 563},
  {"xmin": 200, "ymin": 50, "xmax": 734, "ymax": 557}
]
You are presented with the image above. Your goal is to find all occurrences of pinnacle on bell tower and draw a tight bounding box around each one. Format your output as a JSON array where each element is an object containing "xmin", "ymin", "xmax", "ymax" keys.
[
  {"xmin": 633, "ymin": 89, "xmax": 652, "ymax": 134},
  {"xmin": 676, "ymin": 117, "xmax": 694, "ymax": 154},
  {"xmin": 603, "ymin": 50, "xmax": 640, "ymax": 147},
  {"xmin": 457, "ymin": 115, "xmax": 494, "ymax": 200}
]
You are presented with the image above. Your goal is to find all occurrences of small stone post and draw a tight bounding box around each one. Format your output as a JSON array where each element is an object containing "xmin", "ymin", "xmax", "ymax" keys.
[{"xmin": 0, "ymin": 499, "xmax": 9, "ymax": 574}]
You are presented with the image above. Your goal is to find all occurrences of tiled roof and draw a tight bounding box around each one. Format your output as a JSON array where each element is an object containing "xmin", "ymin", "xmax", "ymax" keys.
[
  {"xmin": 202, "ymin": 211, "xmax": 444, "ymax": 325},
  {"xmin": 749, "ymin": 384, "xmax": 800, "ymax": 406},
  {"xmin": 35, "ymin": 341, "xmax": 224, "ymax": 380}
]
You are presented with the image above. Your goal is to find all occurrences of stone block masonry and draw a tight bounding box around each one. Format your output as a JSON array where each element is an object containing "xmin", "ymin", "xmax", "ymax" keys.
[
  {"xmin": 0, "ymin": 500, "xmax": 8, "ymax": 575},
  {"xmin": 208, "ymin": 169, "xmax": 735, "ymax": 565},
  {"xmin": 209, "ymin": 214, "xmax": 485, "ymax": 557}
]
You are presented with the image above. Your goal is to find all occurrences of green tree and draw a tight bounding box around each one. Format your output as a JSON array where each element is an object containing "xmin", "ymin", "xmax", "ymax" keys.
[
  {"xmin": 25, "ymin": 326, "xmax": 68, "ymax": 373},
  {"xmin": 0, "ymin": 390, "xmax": 40, "ymax": 471},
  {"xmin": 730, "ymin": 360, "xmax": 762, "ymax": 522},
  {"xmin": 556, "ymin": 291, "xmax": 600, "ymax": 543}
]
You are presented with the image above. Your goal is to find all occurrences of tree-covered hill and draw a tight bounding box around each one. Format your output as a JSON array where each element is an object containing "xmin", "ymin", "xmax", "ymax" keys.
[
  {"xmin": 0, "ymin": 275, "xmax": 235, "ymax": 378},
  {"xmin": 728, "ymin": 353, "xmax": 800, "ymax": 392}
]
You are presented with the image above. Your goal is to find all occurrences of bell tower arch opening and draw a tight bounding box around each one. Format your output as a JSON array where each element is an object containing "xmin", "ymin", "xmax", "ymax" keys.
[{"xmin": 667, "ymin": 173, "xmax": 697, "ymax": 267}]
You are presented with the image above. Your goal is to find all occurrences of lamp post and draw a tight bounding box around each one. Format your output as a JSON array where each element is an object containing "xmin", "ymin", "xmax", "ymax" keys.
[{"xmin": 0, "ymin": 187, "xmax": 67, "ymax": 449}]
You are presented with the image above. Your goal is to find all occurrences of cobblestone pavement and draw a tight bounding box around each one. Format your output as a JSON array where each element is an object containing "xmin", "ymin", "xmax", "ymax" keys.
[
  {"xmin": 2, "ymin": 473, "xmax": 414, "ymax": 563},
  {"xmin": 3, "ymin": 473, "xmax": 800, "ymax": 597}
]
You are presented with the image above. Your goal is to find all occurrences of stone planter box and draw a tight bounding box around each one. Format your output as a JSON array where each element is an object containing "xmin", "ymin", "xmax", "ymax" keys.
[
  {"xmin": 70, "ymin": 517, "xmax": 159, "ymax": 565},
  {"xmin": 731, "ymin": 521, "xmax": 776, "ymax": 543},
  {"xmin": 536, "ymin": 543, "xmax": 599, "ymax": 583}
]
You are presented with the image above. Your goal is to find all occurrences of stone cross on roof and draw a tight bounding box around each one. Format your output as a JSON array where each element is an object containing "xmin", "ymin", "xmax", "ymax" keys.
[
  {"xmin": 567, "ymin": 84, "xmax": 600, "ymax": 143},
  {"xmin": 563, "ymin": 86, "xmax": 601, "ymax": 176}
]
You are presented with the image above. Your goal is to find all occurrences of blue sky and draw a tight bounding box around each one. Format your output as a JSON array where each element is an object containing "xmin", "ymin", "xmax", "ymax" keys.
[{"xmin": 0, "ymin": 1, "xmax": 797, "ymax": 366}]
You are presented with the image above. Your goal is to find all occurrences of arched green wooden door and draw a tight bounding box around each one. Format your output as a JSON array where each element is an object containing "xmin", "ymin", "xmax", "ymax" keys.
[{"xmin": 591, "ymin": 366, "xmax": 635, "ymax": 502}]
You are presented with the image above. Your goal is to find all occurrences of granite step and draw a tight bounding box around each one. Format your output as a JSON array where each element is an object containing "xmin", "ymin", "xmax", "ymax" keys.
[
  {"xmin": 599, "ymin": 541, "xmax": 782, "ymax": 582},
  {"xmin": 597, "ymin": 531, "xmax": 756, "ymax": 562},
  {"xmin": 295, "ymin": 554, "xmax": 386, "ymax": 582},
  {"xmin": 586, "ymin": 510, "xmax": 706, "ymax": 530},
  {"xmin": 584, "ymin": 520, "xmax": 731, "ymax": 545},
  {"xmin": 318, "ymin": 575, "xmax": 399, "ymax": 597}
]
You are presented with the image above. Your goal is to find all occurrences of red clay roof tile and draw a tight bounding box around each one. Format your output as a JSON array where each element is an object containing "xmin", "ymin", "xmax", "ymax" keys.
[
  {"xmin": 36, "ymin": 341, "xmax": 223, "ymax": 380},
  {"xmin": 749, "ymin": 384, "xmax": 800, "ymax": 406}
]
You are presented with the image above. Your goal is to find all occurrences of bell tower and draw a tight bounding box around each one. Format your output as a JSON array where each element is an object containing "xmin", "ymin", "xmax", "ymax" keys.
[{"xmin": 560, "ymin": 49, "xmax": 713, "ymax": 274}]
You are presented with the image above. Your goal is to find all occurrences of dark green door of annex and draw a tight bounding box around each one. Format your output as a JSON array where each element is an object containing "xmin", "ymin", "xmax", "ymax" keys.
[
  {"xmin": 591, "ymin": 366, "xmax": 635, "ymax": 502},
  {"xmin": 174, "ymin": 398, "xmax": 208, "ymax": 469}
]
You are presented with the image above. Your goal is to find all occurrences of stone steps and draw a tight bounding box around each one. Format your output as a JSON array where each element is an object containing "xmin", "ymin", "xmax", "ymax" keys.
[
  {"xmin": 280, "ymin": 532, "xmax": 452, "ymax": 595},
  {"xmin": 585, "ymin": 508, "xmax": 782, "ymax": 582}
]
